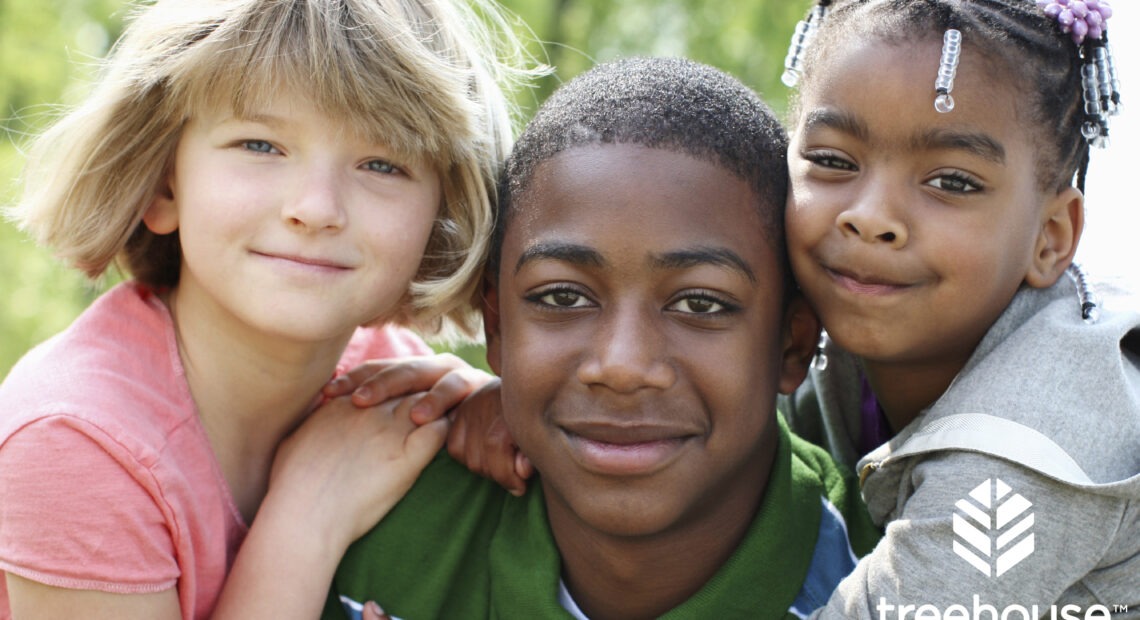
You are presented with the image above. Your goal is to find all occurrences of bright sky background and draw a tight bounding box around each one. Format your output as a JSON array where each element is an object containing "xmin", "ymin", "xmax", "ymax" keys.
[{"xmin": 1074, "ymin": 1, "xmax": 1140, "ymax": 303}]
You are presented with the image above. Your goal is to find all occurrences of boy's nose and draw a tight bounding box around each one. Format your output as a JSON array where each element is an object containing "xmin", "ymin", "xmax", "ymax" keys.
[
  {"xmin": 576, "ymin": 305, "xmax": 676, "ymax": 393},
  {"xmin": 281, "ymin": 166, "xmax": 347, "ymax": 231}
]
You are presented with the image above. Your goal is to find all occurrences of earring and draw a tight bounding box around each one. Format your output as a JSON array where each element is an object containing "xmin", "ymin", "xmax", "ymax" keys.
[
  {"xmin": 934, "ymin": 29, "xmax": 962, "ymax": 113},
  {"xmin": 812, "ymin": 330, "xmax": 831, "ymax": 371}
]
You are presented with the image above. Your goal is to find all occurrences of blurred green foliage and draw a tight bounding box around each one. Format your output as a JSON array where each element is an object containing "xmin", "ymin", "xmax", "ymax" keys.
[{"xmin": 0, "ymin": 0, "xmax": 807, "ymax": 379}]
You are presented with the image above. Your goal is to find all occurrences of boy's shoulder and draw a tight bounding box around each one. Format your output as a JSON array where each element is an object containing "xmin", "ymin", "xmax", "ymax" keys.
[
  {"xmin": 332, "ymin": 423, "xmax": 882, "ymax": 619},
  {"xmin": 331, "ymin": 451, "xmax": 531, "ymax": 618},
  {"xmin": 784, "ymin": 418, "xmax": 881, "ymax": 557}
]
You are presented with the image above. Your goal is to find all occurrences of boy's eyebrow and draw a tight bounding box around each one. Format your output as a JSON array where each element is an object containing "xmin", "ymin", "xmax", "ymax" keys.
[
  {"xmin": 651, "ymin": 247, "xmax": 756, "ymax": 283},
  {"xmin": 913, "ymin": 128, "xmax": 1005, "ymax": 163},
  {"xmin": 515, "ymin": 242, "xmax": 606, "ymax": 273}
]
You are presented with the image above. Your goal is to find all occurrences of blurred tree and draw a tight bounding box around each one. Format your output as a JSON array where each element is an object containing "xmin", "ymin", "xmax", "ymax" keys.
[
  {"xmin": 0, "ymin": 0, "xmax": 809, "ymax": 378},
  {"xmin": 507, "ymin": 0, "xmax": 805, "ymax": 115},
  {"xmin": 1, "ymin": 0, "xmax": 128, "ymax": 378}
]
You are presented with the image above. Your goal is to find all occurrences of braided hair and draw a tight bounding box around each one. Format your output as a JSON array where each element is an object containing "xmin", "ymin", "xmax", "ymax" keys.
[{"xmin": 791, "ymin": 0, "xmax": 1116, "ymax": 193}]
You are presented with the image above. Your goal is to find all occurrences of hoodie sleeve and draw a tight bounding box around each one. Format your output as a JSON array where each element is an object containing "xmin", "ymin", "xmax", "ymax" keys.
[{"xmin": 810, "ymin": 450, "xmax": 1138, "ymax": 618}]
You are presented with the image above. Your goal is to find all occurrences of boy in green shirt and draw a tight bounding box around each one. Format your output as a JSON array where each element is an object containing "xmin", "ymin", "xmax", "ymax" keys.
[{"xmin": 329, "ymin": 57, "xmax": 880, "ymax": 620}]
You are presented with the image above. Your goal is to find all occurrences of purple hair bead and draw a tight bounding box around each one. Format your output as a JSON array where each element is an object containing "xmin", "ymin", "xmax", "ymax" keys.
[{"xmin": 1038, "ymin": 0, "xmax": 1111, "ymax": 44}]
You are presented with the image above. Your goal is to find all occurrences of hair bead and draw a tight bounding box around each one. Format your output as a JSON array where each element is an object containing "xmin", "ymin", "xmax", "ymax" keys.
[
  {"xmin": 1066, "ymin": 263, "xmax": 1100, "ymax": 323},
  {"xmin": 1037, "ymin": 0, "xmax": 1117, "ymax": 147},
  {"xmin": 813, "ymin": 330, "xmax": 831, "ymax": 371},
  {"xmin": 1104, "ymin": 40, "xmax": 1121, "ymax": 111},
  {"xmin": 933, "ymin": 29, "xmax": 962, "ymax": 113},
  {"xmin": 1092, "ymin": 44, "xmax": 1120, "ymax": 116},
  {"xmin": 782, "ymin": 5, "xmax": 827, "ymax": 87},
  {"xmin": 1038, "ymin": 0, "xmax": 1113, "ymax": 45}
]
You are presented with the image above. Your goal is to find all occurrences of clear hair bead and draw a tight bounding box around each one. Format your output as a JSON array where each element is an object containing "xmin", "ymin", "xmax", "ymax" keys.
[
  {"xmin": 934, "ymin": 29, "xmax": 962, "ymax": 113},
  {"xmin": 1094, "ymin": 47, "xmax": 1114, "ymax": 113},
  {"xmin": 1080, "ymin": 60, "xmax": 1109, "ymax": 145},
  {"xmin": 812, "ymin": 330, "xmax": 831, "ymax": 371},
  {"xmin": 1104, "ymin": 42, "xmax": 1122, "ymax": 113},
  {"xmin": 781, "ymin": 6, "xmax": 825, "ymax": 87}
]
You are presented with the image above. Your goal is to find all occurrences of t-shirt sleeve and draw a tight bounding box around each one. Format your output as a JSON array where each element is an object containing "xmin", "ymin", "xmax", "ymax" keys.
[
  {"xmin": 0, "ymin": 416, "xmax": 179, "ymax": 593},
  {"xmin": 339, "ymin": 325, "xmax": 433, "ymax": 370}
]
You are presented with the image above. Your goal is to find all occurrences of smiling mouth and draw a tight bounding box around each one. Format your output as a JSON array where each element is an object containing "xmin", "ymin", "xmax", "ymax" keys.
[
  {"xmin": 254, "ymin": 251, "xmax": 352, "ymax": 271},
  {"xmin": 825, "ymin": 266, "xmax": 910, "ymax": 296},
  {"xmin": 561, "ymin": 423, "xmax": 697, "ymax": 476}
]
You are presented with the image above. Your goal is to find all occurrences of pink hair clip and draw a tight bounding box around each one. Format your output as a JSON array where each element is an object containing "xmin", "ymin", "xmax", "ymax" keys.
[{"xmin": 1036, "ymin": 0, "xmax": 1113, "ymax": 45}]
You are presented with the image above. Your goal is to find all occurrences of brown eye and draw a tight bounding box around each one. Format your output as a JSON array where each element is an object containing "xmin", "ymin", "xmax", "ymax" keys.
[
  {"xmin": 924, "ymin": 171, "xmax": 982, "ymax": 193},
  {"xmin": 535, "ymin": 289, "xmax": 591, "ymax": 308},
  {"xmin": 668, "ymin": 295, "xmax": 730, "ymax": 314}
]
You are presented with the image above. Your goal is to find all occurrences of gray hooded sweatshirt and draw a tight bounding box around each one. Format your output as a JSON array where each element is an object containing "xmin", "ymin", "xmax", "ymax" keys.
[{"xmin": 782, "ymin": 277, "xmax": 1140, "ymax": 617}]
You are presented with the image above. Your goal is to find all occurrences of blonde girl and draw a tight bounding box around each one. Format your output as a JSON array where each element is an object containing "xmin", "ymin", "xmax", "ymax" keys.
[{"xmin": 0, "ymin": 0, "xmax": 528, "ymax": 617}]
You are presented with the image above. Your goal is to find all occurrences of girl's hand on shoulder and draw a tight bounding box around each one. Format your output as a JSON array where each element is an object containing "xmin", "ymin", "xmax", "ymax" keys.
[
  {"xmin": 264, "ymin": 393, "xmax": 449, "ymax": 552},
  {"xmin": 324, "ymin": 353, "xmax": 495, "ymax": 425},
  {"xmin": 446, "ymin": 381, "xmax": 533, "ymax": 496},
  {"xmin": 322, "ymin": 354, "xmax": 532, "ymax": 495}
]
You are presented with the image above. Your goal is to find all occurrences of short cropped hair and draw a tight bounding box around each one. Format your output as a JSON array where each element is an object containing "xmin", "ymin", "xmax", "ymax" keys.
[
  {"xmin": 10, "ymin": 0, "xmax": 534, "ymax": 336},
  {"xmin": 489, "ymin": 57, "xmax": 790, "ymax": 286}
]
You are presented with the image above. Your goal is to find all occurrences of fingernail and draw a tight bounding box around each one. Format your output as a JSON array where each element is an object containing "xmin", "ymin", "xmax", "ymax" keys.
[
  {"xmin": 354, "ymin": 386, "xmax": 371, "ymax": 400},
  {"xmin": 410, "ymin": 402, "xmax": 430, "ymax": 417}
]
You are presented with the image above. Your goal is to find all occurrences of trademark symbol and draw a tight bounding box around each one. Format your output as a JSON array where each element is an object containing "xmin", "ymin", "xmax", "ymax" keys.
[{"xmin": 1114, "ymin": 604, "xmax": 1129, "ymax": 614}]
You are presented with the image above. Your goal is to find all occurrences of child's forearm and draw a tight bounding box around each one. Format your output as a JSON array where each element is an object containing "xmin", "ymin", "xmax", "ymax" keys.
[
  {"xmin": 212, "ymin": 504, "xmax": 345, "ymax": 619},
  {"xmin": 213, "ymin": 394, "xmax": 450, "ymax": 618}
]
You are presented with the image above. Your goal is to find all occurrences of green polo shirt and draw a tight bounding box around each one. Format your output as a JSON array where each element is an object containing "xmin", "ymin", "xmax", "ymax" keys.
[{"xmin": 326, "ymin": 416, "xmax": 879, "ymax": 619}]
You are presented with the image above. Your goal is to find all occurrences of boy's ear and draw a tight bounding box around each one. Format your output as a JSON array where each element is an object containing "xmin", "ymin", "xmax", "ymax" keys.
[
  {"xmin": 482, "ymin": 277, "xmax": 502, "ymax": 376},
  {"xmin": 1025, "ymin": 186, "xmax": 1083, "ymax": 289},
  {"xmin": 778, "ymin": 294, "xmax": 821, "ymax": 395},
  {"xmin": 142, "ymin": 167, "xmax": 179, "ymax": 235}
]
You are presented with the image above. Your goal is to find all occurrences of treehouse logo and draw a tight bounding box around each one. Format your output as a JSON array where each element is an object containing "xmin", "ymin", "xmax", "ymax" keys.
[{"xmin": 952, "ymin": 478, "xmax": 1035, "ymax": 577}]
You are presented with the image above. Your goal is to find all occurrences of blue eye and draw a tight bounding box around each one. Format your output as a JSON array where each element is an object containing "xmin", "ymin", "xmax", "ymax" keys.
[
  {"xmin": 242, "ymin": 140, "xmax": 278, "ymax": 154},
  {"xmin": 365, "ymin": 159, "xmax": 399, "ymax": 174}
]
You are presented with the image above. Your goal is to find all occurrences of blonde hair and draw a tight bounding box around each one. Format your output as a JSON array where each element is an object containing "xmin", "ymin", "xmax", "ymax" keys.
[{"xmin": 9, "ymin": 0, "xmax": 535, "ymax": 337}]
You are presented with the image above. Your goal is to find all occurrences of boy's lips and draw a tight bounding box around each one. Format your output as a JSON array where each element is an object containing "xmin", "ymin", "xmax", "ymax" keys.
[{"xmin": 558, "ymin": 420, "xmax": 701, "ymax": 476}]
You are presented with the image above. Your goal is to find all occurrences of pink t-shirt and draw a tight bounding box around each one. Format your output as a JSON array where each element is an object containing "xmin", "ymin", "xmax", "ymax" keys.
[{"xmin": 0, "ymin": 281, "xmax": 430, "ymax": 618}]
